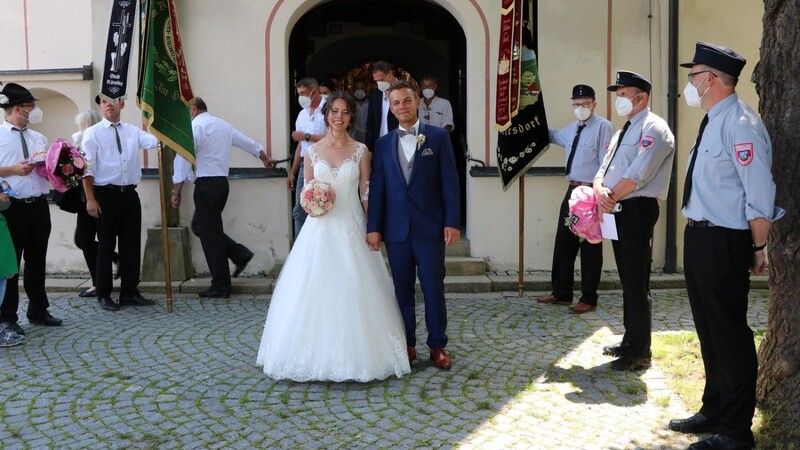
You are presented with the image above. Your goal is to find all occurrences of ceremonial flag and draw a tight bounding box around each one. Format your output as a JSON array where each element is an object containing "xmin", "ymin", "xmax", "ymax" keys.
[
  {"xmin": 495, "ymin": 0, "xmax": 549, "ymax": 191},
  {"xmin": 137, "ymin": 0, "xmax": 195, "ymax": 164},
  {"xmin": 100, "ymin": 0, "xmax": 137, "ymax": 102}
]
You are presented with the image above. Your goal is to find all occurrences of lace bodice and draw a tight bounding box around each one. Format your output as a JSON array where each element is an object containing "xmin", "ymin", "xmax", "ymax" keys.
[{"xmin": 306, "ymin": 143, "xmax": 367, "ymax": 222}]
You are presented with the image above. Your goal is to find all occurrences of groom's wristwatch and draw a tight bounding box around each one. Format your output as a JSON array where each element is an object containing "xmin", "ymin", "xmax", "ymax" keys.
[{"xmin": 304, "ymin": 133, "xmax": 311, "ymax": 142}]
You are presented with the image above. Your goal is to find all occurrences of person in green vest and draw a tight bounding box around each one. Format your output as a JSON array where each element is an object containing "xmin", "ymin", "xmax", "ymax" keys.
[{"xmin": 0, "ymin": 178, "xmax": 24, "ymax": 347}]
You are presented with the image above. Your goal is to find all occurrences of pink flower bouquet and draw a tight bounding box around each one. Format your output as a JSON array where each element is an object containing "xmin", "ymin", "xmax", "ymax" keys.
[
  {"xmin": 566, "ymin": 186, "xmax": 602, "ymax": 244},
  {"xmin": 300, "ymin": 179, "xmax": 336, "ymax": 217},
  {"xmin": 35, "ymin": 138, "xmax": 89, "ymax": 192}
]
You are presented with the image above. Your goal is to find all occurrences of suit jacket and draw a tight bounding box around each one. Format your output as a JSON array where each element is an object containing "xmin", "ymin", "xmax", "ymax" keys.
[
  {"xmin": 365, "ymin": 89, "xmax": 398, "ymax": 151},
  {"xmin": 367, "ymin": 123, "xmax": 460, "ymax": 242}
]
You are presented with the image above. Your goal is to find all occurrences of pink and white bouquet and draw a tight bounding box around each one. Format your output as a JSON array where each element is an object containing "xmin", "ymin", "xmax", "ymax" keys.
[
  {"xmin": 300, "ymin": 179, "xmax": 336, "ymax": 217},
  {"xmin": 35, "ymin": 138, "xmax": 90, "ymax": 192},
  {"xmin": 566, "ymin": 186, "xmax": 603, "ymax": 244}
]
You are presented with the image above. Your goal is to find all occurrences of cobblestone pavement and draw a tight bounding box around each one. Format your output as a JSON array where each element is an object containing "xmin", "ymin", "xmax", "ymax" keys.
[{"xmin": 1, "ymin": 289, "xmax": 769, "ymax": 449}]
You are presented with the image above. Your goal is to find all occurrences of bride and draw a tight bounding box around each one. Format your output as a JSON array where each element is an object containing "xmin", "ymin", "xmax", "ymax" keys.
[{"xmin": 257, "ymin": 90, "xmax": 410, "ymax": 382}]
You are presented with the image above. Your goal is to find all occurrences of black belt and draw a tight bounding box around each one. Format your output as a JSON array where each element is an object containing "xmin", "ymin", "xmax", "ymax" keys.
[
  {"xmin": 687, "ymin": 219, "xmax": 716, "ymax": 227},
  {"xmin": 10, "ymin": 195, "xmax": 45, "ymax": 204},
  {"xmin": 96, "ymin": 184, "xmax": 136, "ymax": 193},
  {"xmin": 568, "ymin": 181, "xmax": 592, "ymax": 187}
]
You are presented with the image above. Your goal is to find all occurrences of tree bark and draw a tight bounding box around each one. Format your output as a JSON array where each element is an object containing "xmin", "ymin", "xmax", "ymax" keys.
[{"xmin": 755, "ymin": 0, "xmax": 800, "ymax": 439}]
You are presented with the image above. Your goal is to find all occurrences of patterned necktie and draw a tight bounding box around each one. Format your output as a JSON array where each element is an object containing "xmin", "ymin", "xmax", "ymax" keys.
[
  {"xmin": 398, "ymin": 127, "xmax": 417, "ymax": 138},
  {"xmin": 602, "ymin": 120, "xmax": 631, "ymax": 176},
  {"xmin": 112, "ymin": 123, "xmax": 123, "ymax": 154},
  {"xmin": 12, "ymin": 127, "xmax": 29, "ymax": 159},
  {"xmin": 682, "ymin": 114, "xmax": 709, "ymax": 208},
  {"xmin": 565, "ymin": 124, "xmax": 586, "ymax": 176}
]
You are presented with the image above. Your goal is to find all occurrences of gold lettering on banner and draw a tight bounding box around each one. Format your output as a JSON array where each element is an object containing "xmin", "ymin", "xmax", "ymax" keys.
[
  {"xmin": 156, "ymin": 80, "xmax": 169, "ymax": 96},
  {"xmin": 499, "ymin": 116, "xmax": 542, "ymax": 135}
]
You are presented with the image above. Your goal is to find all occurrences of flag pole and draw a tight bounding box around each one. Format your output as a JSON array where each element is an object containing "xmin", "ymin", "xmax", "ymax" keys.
[
  {"xmin": 518, "ymin": 176, "xmax": 525, "ymax": 297},
  {"xmin": 157, "ymin": 141, "xmax": 174, "ymax": 312}
]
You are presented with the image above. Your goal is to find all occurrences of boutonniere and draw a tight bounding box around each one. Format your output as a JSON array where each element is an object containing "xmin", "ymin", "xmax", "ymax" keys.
[{"xmin": 416, "ymin": 133, "xmax": 426, "ymax": 150}]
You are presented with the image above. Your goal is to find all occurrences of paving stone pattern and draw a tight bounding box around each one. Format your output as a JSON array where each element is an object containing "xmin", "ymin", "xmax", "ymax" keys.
[{"xmin": 0, "ymin": 289, "xmax": 769, "ymax": 449}]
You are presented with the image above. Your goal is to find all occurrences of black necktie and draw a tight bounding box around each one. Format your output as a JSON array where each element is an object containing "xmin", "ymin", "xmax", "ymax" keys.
[
  {"xmin": 565, "ymin": 124, "xmax": 586, "ymax": 176},
  {"xmin": 682, "ymin": 114, "xmax": 709, "ymax": 208},
  {"xmin": 603, "ymin": 120, "xmax": 631, "ymax": 176},
  {"xmin": 398, "ymin": 127, "xmax": 416, "ymax": 138},
  {"xmin": 12, "ymin": 127, "xmax": 29, "ymax": 159},
  {"xmin": 112, "ymin": 123, "xmax": 123, "ymax": 154}
]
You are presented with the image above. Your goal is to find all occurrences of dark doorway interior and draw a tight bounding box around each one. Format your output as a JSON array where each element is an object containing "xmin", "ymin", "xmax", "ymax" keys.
[{"xmin": 288, "ymin": 0, "xmax": 468, "ymax": 227}]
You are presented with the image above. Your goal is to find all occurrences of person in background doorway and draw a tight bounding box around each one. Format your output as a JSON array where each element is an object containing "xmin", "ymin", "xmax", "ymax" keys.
[{"xmin": 418, "ymin": 75, "xmax": 454, "ymax": 133}]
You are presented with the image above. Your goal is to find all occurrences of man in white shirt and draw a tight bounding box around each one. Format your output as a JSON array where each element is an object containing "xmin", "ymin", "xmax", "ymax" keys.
[
  {"xmin": 171, "ymin": 98, "xmax": 272, "ymax": 298},
  {"xmin": 365, "ymin": 61, "xmax": 399, "ymax": 150},
  {"xmin": 287, "ymin": 77, "xmax": 327, "ymax": 239},
  {"xmin": 0, "ymin": 82, "xmax": 63, "ymax": 334},
  {"xmin": 82, "ymin": 95, "xmax": 159, "ymax": 312},
  {"xmin": 418, "ymin": 76, "xmax": 454, "ymax": 132}
]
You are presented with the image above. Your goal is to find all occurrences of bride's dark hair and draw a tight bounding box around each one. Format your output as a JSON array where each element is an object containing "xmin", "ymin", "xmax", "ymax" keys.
[{"xmin": 321, "ymin": 90, "xmax": 357, "ymax": 131}]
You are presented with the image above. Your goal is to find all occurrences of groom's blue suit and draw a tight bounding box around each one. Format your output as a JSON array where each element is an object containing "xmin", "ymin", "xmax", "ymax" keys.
[{"xmin": 367, "ymin": 123, "xmax": 460, "ymax": 349}]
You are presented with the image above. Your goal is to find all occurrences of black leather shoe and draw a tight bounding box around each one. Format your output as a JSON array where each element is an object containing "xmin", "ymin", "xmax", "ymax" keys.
[
  {"xmin": 98, "ymin": 297, "xmax": 120, "ymax": 311},
  {"xmin": 119, "ymin": 293, "xmax": 156, "ymax": 306},
  {"xmin": 603, "ymin": 342, "xmax": 631, "ymax": 357},
  {"xmin": 669, "ymin": 413, "xmax": 719, "ymax": 434},
  {"xmin": 1, "ymin": 322, "xmax": 25, "ymax": 336},
  {"xmin": 199, "ymin": 289, "xmax": 231, "ymax": 299},
  {"xmin": 78, "ymin": 286, "xmax": 97, "ymax": 298},
  {"xmin": 610, "ymin": 355, "xmax": 651, "ymax": 371},
  {"xmin": 688, "ymin": 434, "xmax": 753, "ymax": 450},
  {"xmin": 232, "ymin": 253, "xmax": 253, "ymax": 278},
  {"xmin": 27, "ymin": 312, "xmax": 63, "ymax": 327}
]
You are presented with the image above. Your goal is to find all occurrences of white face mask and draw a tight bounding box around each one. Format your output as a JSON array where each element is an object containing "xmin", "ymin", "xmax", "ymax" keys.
[
  {"xmin": 376, "ymin": 81, "xmax": 390, "ymax": 92},
  {"xmin": 23, "ymin": 106, "xmax": 44, "ymax": 124},
  {"xmin": 683, "ymin": 75, "xmax": 710, "ymax": 108},
  {"xmin": 574, "ymin": 106, "xmax": 591, "ymax": 121},
  {"xmin": 354, "ymin": 89, "xmax": 366, "ymax": 100},
  {"xmin": 297, "ymin": 95, "xmax": 312, "ymax": 109},
  {"xmin": 422, "ymin": 89, "xmax": 435, "ymax": 99},
  {"xmin": 614, "ymin": 94, "xmax": 641, "ymax": 117}
]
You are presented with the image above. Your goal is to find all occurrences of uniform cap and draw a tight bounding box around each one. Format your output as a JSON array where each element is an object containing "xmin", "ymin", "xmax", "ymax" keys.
[
  {"xmin": 0, "ymin": 83, "xmax": 37, "ymax": 108},
  {"xmin": 607, "ymin": 71, "xmax": 651, "ymax": 94},
  {"xmin": 571, "ymin": 84, "xmax": 595, "ymax": 100},
  {"xmin": 680, "ymin": 41, "xmax": 746, "ymax": 77}
]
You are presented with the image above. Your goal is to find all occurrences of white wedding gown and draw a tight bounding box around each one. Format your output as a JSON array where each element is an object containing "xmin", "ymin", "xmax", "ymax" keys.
[{"xmin": 256, "ymin": 144, "xmax": 410, "ymax": 382}]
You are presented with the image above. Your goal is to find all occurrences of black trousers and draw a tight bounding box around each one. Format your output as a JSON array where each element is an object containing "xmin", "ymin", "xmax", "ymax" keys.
[
  {"xmin": 95, "ymin": 187, "xmax": 141, "ymax": 298},
  {"xmin": 550, "ymin": 186, "xmax": 603, "ymax": 304},
  {"xmin": 0, "ymin": 197, "xmax": 51, "ymax": 323},
  {"xmin": 75, "ymin": 209, "xmax": 119, "ymax": 286},
  {"xmin": 191, "ymin": 177, "xmax": 252, "ymax": 292},
  {"xmin": 611, "ymin": 197, "xmax": 659, "ymax": 358},
  {"xmin": 685, "ymin": 224, "xmax": 756, "ymax": 443}
]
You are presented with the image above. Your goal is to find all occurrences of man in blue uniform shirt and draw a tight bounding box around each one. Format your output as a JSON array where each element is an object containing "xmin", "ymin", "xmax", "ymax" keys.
[
  {"xmin": 538, "ymin": 84, "xmax": 612, "ymax": 314},
  {"xmin": 593, "ymin": 71, "xmax": 675, "ymax": 371},
  {"xmin": 668, "ymin": 41, "xmax": 784, "ymax": 450}
]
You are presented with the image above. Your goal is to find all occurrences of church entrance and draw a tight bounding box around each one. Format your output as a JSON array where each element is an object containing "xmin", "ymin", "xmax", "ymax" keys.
[{"xmin": 288, "ymin": 0, "xmax": 468, "ymax": 227}]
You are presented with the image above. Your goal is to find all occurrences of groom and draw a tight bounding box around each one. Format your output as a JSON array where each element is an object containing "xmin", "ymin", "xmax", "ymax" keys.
[{"xmin": 367, "ymin": 80, "xmax": 461, "ymax": 370}]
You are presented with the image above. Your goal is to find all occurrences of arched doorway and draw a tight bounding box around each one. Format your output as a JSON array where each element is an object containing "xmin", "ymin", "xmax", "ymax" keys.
[{"xmin": 287, "ymin": 0, "xmax": 468, "ymax": 227}]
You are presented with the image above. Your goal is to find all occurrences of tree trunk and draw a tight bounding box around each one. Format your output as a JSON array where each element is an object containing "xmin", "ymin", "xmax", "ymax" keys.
[{"xmin": 754, "ymin": 0, "xmax": 800, "ymax": 439}]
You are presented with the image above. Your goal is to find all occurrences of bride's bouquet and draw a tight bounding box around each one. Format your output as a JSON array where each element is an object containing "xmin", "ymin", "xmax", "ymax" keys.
[
  {"xmin": 35, "ymin": 138, "xmax": 90, "ymax": 193},
  {"xmin": 300, "ymin": 179, "xmax": 336, "ymax": 217}
]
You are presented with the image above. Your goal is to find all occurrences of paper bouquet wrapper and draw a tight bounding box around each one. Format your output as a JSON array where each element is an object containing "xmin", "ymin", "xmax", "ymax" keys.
[{"xmin": 567, "ymin": 186, "xmax": 603, "ymax": 244}]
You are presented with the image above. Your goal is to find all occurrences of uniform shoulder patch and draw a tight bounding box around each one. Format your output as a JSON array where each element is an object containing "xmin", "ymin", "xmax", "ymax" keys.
[
  {"xmin": 734, "ymin": 143, "xmax": 754, "ymax": 166},
  {"xmin": 639, "ymin": 135, "xmax": 655, "ymax": 151}
]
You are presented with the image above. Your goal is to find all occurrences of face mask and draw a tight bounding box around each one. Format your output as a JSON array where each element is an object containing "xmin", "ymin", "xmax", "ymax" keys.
[
  {"xmin": 377, "ymin": 81, "xmax": 390, "ymax": 92},
  {"xmin": 614, "ymin": 94, "xmax": 641, "ymax": 117},
  {"xmin": 422, "ymin": 89, "xmax": 435, "ymax": 99},
  {"xmin": 23, "ymin": 106, "xmax": 44, "ymax": 124},
  {"xmin": 354, "ymin": 89, "xmax": 366, "ymax": 100},
  {"xmin": 683, "ymin": 75, "xmax": 710, "ymax": 107},
  {"xmin": 574, "ymin": 106, "xmax": 591, "ymax": 121},
  {"xmin": 298, "ymin": 95, "xmax": 312, "ymax": 109}
]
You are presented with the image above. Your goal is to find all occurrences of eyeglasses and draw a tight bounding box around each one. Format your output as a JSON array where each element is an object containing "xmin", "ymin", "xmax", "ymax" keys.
[
  {"xmin": 571, "ymin": 101, "xmax": 593, "ymax": 108},
  {"xmin": 687, "ymin": 70, "xmax": 717, "ymax": 82}
]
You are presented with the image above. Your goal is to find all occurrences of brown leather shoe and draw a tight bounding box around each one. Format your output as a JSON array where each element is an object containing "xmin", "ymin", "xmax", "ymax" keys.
[
  {"xmin": 407, "ymin": 346, "xmax": 417, "ymax": 365},
  {"xmin": 430, "ymin": 348, "xmax": 452, "ymax": 370},
  {"xmin": 569, "ymin": 302, "xmax": 597, "ymax": 314},
  {"xmin": 536, "ymin": 295, "xmax": 571, "ymax": 305}
]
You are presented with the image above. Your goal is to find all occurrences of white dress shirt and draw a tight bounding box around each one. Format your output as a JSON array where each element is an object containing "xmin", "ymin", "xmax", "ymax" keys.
[
  {"xmin": 172, "ymin": 112, "xmax": 264, "ymax": 184},
  {"xmin": 82, "ymin": 118, "xmax": 158, "ymax": 186},
  {"xmin": 418, "ymin": 96, "xmax": 455, "ymax": 131},
  {"xmin": 398, "ymin": 120, "xmax": 421, "ymax": 163},
  {"xmin": 295, "ymin": 97, "xmax": 327, "ymax": 158},
  {"xmin": 379, "ymin": 93, "xmax": 391, "ymax": 137},
  {"xmin": 0, "ymin": 121, "xmax": 50, "ymax": 198}
]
